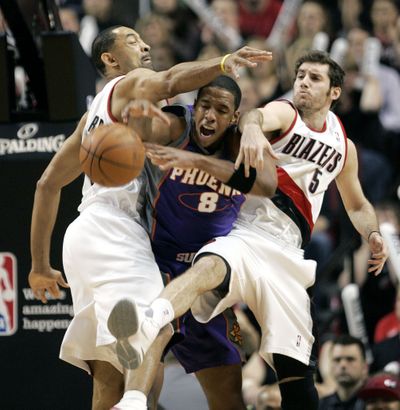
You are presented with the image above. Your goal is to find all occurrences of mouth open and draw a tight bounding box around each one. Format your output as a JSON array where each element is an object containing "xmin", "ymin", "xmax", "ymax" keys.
[{"xmin": 199, "ymin": 126, "xmax": 215, "ymax": 139}]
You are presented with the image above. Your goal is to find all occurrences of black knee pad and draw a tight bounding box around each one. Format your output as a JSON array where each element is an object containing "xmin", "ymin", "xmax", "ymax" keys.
[{"xmin": 273, "ymin": 354, "xmax": 318, "ymax": 410}]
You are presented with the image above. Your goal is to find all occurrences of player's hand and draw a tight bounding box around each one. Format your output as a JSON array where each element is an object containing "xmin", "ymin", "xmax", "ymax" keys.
[
  {"xmin": 145, "ymin": 143, "xmax": 199, "ymax": 171},
  {"xmin": 367, "ymin": 232, "xmax": 388, "ymax": 275},
  {"xmin": 28, "ymin": 268, "xmax": 69, "ymax": 303},
  {"xmin": 223, "ymin": 47, "xmax": 272, "ymax": 79},
  {"xmin": 121, "ymin": 100, "xmax": 171, "ymax": 125},
  {"xmin": 234, "ymin": 124, "xmax": 278, "ymax": 177}
]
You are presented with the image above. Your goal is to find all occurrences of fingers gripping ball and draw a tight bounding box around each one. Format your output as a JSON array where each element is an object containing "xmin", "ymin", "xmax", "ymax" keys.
[{"xmin": 79, "ymin": 123, "xmax": 145, "ymax": 187}]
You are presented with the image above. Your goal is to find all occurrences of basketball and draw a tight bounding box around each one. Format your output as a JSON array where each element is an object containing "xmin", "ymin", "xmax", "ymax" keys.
[{"xmin": 79, "ymin": 123, "xmax": 145, "ymax": 187}]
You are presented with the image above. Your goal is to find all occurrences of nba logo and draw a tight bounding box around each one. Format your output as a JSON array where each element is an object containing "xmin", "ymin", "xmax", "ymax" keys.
[{"xmin": 0, "ymin": 252, "xmax": 17, "ymax": 336}]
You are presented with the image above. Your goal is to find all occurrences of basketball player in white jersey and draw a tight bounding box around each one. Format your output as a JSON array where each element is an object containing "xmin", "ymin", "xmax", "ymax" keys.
[
  {"xmin": 28, "ymin": 25, "xmax": 272, "ymax": 410},
  {"xmin": 108, "ymin": 51, "xmax": 389, "ymax": 410}
]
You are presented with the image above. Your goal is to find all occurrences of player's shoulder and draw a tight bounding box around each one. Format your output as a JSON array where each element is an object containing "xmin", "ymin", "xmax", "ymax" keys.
[
  {"xmin": 263, "ymin": 99, "xmax": 296, "ymax": 117},
  {"xmin": 113, "ymin": 69, "xmax": 154, "ymax": 95}
]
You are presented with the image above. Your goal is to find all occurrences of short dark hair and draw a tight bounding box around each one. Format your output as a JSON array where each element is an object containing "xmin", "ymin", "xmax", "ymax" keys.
[
  {"xmin": 91, "ymin": 26, "xmax": 122, "ymax": 75},
  {"xmin": 197, "ymin": 75, "xmax": 242, "ymax": 110},
  {"xmin": 294, "ymin": 50, "xmax": 345, "ymax": 88},
  {"xmin": 333, "ymin": 334, "xmax": 367, "ymax": 360}
]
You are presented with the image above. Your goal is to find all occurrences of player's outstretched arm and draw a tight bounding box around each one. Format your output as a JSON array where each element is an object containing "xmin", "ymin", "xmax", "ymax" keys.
[
  {"xmin": 335, "ymin": 139, "xmax": 388, "ymax": 275},
  {"xmin": 145, "ymin": 143, "xmax": 277, "ymax": 197},
  {"xmin": 236, "ymin": 102, "xmax": 295, "ymax": 176},
  {"xmin": 29, "ymin": 113, "xmax": 87, "ymax": 303},
  {"xmin": 121, "ymin": 99, "xmax": 185, "ymax": 145},
  {"xmin": 112, "ymin": 47, "xmax": 273, "ymax": 121}
]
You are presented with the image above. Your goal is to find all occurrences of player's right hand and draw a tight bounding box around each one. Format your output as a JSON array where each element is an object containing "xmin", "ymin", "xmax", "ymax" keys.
[
  {"xmin": 235, "ymin": 124, "xmax": 278, "ymax": 177},
  {"xmin": 367, "ymin": 232, "xmax": 388, "ymax": 276},
  {"xmin": 223, "ymin": 47, "xmax": 273, "ymax": 79},
  {"xmin": 122, "ymin": 100, "xmax": 170, "ymax": 125},
  {"xmin": 145, "ymin": 143, "xmax": 199, "ymax": 171},
  {"xmin": 28, "ymin": 268, "xmax": 69, "ymax": 304}
]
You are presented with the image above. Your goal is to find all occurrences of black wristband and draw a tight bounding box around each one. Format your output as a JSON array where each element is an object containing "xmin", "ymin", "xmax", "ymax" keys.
[
  {"xmin": 226, "ymin": 163, "xmax": 257, "ymax": 194},
  {"xmin": 368, "ymin": 230, "xmax": 381, "ymax": 241}
]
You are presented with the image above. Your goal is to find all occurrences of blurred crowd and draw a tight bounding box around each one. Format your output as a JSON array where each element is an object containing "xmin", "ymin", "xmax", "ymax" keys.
[{"xmin": 2, "ymin": 0, "xmax": 400, "ymax": 408}]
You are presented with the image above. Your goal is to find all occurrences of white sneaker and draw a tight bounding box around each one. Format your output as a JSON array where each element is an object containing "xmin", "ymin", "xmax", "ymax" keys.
[{"xmin": 107, "ymin": 299, "xmax": 160, "ymax": 370}]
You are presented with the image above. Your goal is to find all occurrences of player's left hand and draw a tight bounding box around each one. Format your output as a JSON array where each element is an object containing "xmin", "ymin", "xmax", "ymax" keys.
[
  {"xmin": 367, "ymin": 232, "xmax": 388, "ymax": 275},
  {"xmin": 224, "ymin": 47, "xmax": 273, "ymax": 79},
  {"xmin": 121, "ymin": 100, "xmax": 171, "ymax": 125},
  {"xmin": 145, "ymin": 143, "xmax": 199, "ymax": 171},
  {"xmin": 234, "ymin": 124, "xmax": 278, "ymax": 177}
]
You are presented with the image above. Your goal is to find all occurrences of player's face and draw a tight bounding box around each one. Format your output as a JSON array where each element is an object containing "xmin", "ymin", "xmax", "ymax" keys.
[
  {"xmin": 331, "ymin": 344, "xmax": 368, "ymax": 388},
  {"xmin": 193, "ymin": 86, "xmax": 238, "ymax": 148},
  {"xmin": 110, "ymin": 27, "xmax": 153, "ymax": 73},
  {"xmin": 293, "ymin": 62, "xmax": 340, "ymax": 113}
]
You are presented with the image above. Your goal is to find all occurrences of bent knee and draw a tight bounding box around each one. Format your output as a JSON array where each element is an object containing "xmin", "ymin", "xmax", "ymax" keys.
[{"xmin": 194, "ymin": 254, "xmax": 228, "ymax": 281}]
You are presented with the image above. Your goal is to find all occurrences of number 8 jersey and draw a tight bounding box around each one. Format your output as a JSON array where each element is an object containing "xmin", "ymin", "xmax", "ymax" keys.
[
  {"xmin": 236, "ymin": 100, "xmax": 348, "ymax": 249},
  {"xmin": 140, "ymin": 104, "xmax": 246, "ymax": 260}
]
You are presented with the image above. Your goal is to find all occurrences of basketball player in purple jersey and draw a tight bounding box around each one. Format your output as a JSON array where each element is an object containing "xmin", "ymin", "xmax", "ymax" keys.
[
  {"xmin": 28, "ymin": 25, "xmax": 272, "ymax": 410},
  {"xmin": 115, "ymin": 75, "xmax": 277, "ymax": 409},
  {"xmin": 108, "ymin": 51, "xmax": 389, "ymax": 410}
]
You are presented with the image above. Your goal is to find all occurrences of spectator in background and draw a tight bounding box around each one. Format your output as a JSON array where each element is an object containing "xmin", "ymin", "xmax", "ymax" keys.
[
  {"xmin": 200, "ymin": 0, "xmax": 241, "ymax": 53},
  {"xmin": 79, "ymin": 0, "xmax": 116, "ymax": 55},
  {"xmin": 150, "ymin": 0, "xmax": 202, "ymax": 62},
  {"xmin": 238, "ymin": 0, "xmax": 282, "ymax": 39},
  {"xmin": 337, "ymin": 0, "xmax": 364, "ymax": 36},
  {"xmin": 135, "ymin": 13, "xmax": 173, "ymax": 51},
  {"xmin": 237, "ymin": 74, "xmax": 262, "ymax": 113},
  {"xmin": 59, "ymin": 6, "xmax": 80, "ymax": 34},
  {"xmin": 370, "ymin": 0, "xmax": 400, "ymax": 70},
  {"xmin": 358, "ymin": 372, "xmax": 400, "ymax": 410},
  {"xmin": 285, "ymin": 1, "xmax": 329, "ymax": 88},
  {"xmin": 246, "ymin": 36, "xmax": 286, "ymax": 105},
  {"xmin": 319, "ymin": 335, "xmax": 368, "ymax": 410},
  {"xmin": 338, "ymin": 27, "xmax": 400, "ymax": 186},
  {"xmin": 149, "ymin": 44, "xmax": 176, "ymax": 72},
  {"xmin": 374, "ymin": 284, "xmax": 400, "ymax": 344},
  {"xmin": 372, "ymin": 334, "xmax": 400, "ymax": 375}
]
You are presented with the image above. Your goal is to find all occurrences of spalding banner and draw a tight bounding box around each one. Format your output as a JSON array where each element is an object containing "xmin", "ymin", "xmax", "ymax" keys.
[
  {"xmin": 0, "ymin": 121, "xmax": 72, "ymax": 158},
  {"xmin": 0, "ymin": 121, "xmax": 92, "ymax": 409}
]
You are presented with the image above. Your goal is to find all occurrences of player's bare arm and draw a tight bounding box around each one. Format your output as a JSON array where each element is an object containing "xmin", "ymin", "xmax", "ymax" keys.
[
  {"xmin": 112, "ymin": 47, "xmax": 273, "ymax": 121},
  {"xmin": 335, "ymin": 139, "xmax": 388, "ymax": 275},
  {"xmin": 122, "ymin": 99, "xmax": 185, "ymax": 145},
  {"xmin": 145, "ymin": 143, "xmax": 277, "ymax": 197},
  {"xmin": 236, "ymin": 102, "xmax": 295, "ymax": 175},
  {"xmin": 29, "ymin": 113, "xmax": 87, "ymax": 303}
]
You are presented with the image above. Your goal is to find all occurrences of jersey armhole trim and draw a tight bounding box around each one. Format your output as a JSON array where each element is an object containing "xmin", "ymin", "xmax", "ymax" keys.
[
  {"xmin": 107, "ymin": 77, "xmax": 125, "ymax": 123},
  {"xmin": 335, "ymin": 114, "xmax": 348, "ymax": 172}
]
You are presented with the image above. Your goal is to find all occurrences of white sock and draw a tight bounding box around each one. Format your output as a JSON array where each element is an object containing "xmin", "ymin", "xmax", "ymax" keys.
[
  {"xmin": 148, "ymin": 298, "xmax": 174, "ymax": 328},
  {"xmin": 114, "ymin": 390, "xmax": 147, "ymax": 410}
]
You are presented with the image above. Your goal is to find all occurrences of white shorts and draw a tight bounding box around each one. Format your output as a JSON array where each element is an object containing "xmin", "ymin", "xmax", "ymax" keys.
[
  {"xmin": 59, "ymin": 203, "xmax": 163, "ymax": 373},
  {"xmin": 191, "ymin": 224, "xmax": 317, "ymax": 370}
]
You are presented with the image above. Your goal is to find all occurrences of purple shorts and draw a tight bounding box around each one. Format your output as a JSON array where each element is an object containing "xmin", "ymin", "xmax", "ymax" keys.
[{"xmin": 157, "ymin": 254, "xmax": 244, "ymax": 374}]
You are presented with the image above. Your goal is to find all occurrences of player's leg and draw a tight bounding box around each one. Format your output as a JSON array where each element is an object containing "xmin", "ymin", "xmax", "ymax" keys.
[
  {"xmin": 159, "ymin": 254, "xmax": 228, "ymax": 318},
  {"xmin": 113, "ymin": 324, "xmax": 173, "ymax": 410},
  {"xmin": 88, "ymin": 360, "xmax": 124, "ymax": 410},
  {"xmin": 108, "ymin": 254, "xmax": 229, "ymax": 369},
  {"xmin": 273, "ymin": 354, "xmax": 318, "ymax": 410},
  {"xmin": 195, "ymin": 364, "xmax": 246, "ymax": 410}
]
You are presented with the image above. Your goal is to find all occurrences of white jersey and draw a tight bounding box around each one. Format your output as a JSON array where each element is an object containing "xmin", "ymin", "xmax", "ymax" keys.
[
  {"xmin": 78, "ymin": 75, "xmax": 143, "ymax": 218},
  {"xmin": 237, "ymin": 101, "xmax": 348, "ymax": 248}
]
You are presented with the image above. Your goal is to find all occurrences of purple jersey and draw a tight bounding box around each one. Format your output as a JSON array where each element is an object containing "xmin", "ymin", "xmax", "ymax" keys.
[
  {"xmin": 148, "ymin": 111, "xmax": 245, "ymax": 262},
  {"xmin": 140, "ymin": 105, "xmax": 245, "ymax": 373}
]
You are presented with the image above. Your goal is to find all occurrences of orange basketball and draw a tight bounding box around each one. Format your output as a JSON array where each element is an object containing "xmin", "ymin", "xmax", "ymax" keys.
[{"xmin": 79, "ymin": 123, "xmax": 145, "ymax": 187}]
